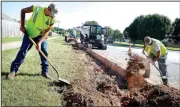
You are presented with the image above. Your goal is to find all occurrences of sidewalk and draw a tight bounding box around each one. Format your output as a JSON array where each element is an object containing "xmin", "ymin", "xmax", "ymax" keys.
[{"xmin": 2, "ymin": 36, "xmax": 60, "ymax": 51}]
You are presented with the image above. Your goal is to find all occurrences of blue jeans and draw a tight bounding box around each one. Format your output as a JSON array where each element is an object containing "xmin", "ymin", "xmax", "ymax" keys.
[
  {"xmin": 10, "ymin": 33, "xmax": 49, "ymax": 73},
  {"xmin": 149, "ymin": 53, "xmax": 168, "ymax": 78}
]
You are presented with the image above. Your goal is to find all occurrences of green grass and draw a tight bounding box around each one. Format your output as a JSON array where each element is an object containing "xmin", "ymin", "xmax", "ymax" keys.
[
  {"xmin": 2, "ymin": 36, "xmax": 22, "ymax": 43},
  {"xmin": 113, "ymin": 42, "xmax": 180, "ymax": 51},
  {"xmin": 2, "ymin": 37, "xmax": 87, "ymax": 106},
  {"xmin": 2, "ymin": 35, "xmax": 59, "ymax": 43}
]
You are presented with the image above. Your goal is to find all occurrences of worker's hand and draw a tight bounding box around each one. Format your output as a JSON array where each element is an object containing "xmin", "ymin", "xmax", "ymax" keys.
[
  {"xmin": 147, "ymin": 58, "xmax": 154, "ymax": 63},
  {"xmin": 36, "ymin": 42, "xmax": 41, "ymax": 51},
  {"xmin": 20, "ymin": 26, "xmax": 26, "ymax": 34},
  {"xmin": 142, "ymin": 51, "xmax": 145, "ymax": 55},
  {"xmin": 151, "ymin": 61, "xmax": 156, "ymax": 66}
]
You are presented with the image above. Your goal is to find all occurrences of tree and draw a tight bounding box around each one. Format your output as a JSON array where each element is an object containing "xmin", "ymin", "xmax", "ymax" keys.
[
  {"xmin": 51, "ymin": 28, "xmax": 56, "ymax": 32},
  {"xmin": 113, "ymin": 29, "xmax": 124, "ymax": 41},
  {"xmin": 84, "ymin": 21, "xmax": 98, "ymax": 25},
  {"xmin": 67, "ymin": 28, "xmax": 73, "ymax": 34},
  {"xmin": 123, "ymin": 27, "xmax": 130, "ymax": 39},
  {"xmin": 137, "ymin": 14, "xmax": 172, "ymax": 40},
  {"xmin": 128, "ymin": 15, "xmax": 145, "ymax": 42},
  {"xmin": 52, "ymin": 27, "xmax": 65, "ymax": 34},
  {"xmin": 171, "ymin": 18, "xmax": 180, "ymax": 44},
  {"xmin": 105, "ymin": 26, "xmax": 114, "ymax": 38}
]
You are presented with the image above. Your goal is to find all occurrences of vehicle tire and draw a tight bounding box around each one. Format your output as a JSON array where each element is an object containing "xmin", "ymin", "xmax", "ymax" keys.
[
  {"xmin": 88, "ymin": 44, "xmax": 92, "ymax": 49},
  {"xmin": 102, "ymin": 44, "xmax": 107, "ymax": 50}
]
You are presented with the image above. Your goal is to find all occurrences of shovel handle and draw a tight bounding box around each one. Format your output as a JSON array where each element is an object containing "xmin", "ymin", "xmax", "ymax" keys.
[
  {"xmin": 143, "ymin": 50, "xmax": 163, "ymax": 77},
  {"xmin": 28, "ymin": 37, "xmax": 60, "ymax": 77}
]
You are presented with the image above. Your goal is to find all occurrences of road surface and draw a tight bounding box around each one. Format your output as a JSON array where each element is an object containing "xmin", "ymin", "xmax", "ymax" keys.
[{"xmin": 92, "ymin": 45, "xmax": 180, "ymax": 89}]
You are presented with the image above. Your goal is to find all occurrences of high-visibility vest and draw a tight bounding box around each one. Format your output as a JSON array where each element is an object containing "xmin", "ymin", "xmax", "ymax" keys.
[
  {"xmin": 145, "ymin": 38, "xmax": 167, "ymax": 57},
  {"xmin": 25, "ymin": 5, "xmax": 56, "ymax": 38}
]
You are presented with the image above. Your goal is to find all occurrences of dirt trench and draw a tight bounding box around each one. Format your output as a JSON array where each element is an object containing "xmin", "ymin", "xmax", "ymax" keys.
[{"xmin": 50, "ymin": 43, "xmax": 180, "ymax": 107}]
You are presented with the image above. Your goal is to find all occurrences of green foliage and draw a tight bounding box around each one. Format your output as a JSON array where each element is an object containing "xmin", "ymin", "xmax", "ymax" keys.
[
  {"xmin": 67, "ymin": 28, "xmax": 73, "ymax": 34},
  {"xmin": 123, "ymin": 27, "xmax": 129, "ymax": 39},
  {"xmin": 137, "ymin": 14, "xmax": 172, "ymax": 40},
  {"xmin": 127, "ymin": 15, "xmax": 145, "ymax": 42},
  {"xmin": 113, "ymin": 29, "xmax": 124, "ymax": 41},
  {"xmin": 171, "ymin": 18, "xmax": 180, "ymax": 44},
  {"xmin": 84, "ymin": 21, "xmax": 98, "ymax": 25},
  {"xmin": 105, "ymin": 26, "xmax": 114, "ymax": 38},
  {"xmin": 124, "ymin": 14, "xmax": 173, "ymax": 42},
  {"xmin": 52, "ymin": 27, "xmax": 65, "ymax": 34}
]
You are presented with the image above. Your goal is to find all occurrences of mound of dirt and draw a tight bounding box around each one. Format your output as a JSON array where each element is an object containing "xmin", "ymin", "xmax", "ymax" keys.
[
  {"xmin": 50, "ymin": 44, "xmax": 180, "ymax": 107},
  {"xmin": 62, "ymin": 69, "xmax": 127, "ymax": 106},
  {"xmin": 63, "ymin": 90, "xmax": 94, "ymax": 106},
  {"xmin": 123, "ymin": 84, "xmax": 180, "ymax": 107},
  {"xmin": 125, "ymin": 53, "xmax": 147, "ymax": 91}
]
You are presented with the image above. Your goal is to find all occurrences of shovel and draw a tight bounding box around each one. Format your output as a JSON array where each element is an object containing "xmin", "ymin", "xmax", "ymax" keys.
[
  {"xmin": 28, "ymin": 36, "xmax": 70, "ymax": 85},
  {"xmin": 143, "ymin": 51, "xmax": 164, "ymax": 84}
]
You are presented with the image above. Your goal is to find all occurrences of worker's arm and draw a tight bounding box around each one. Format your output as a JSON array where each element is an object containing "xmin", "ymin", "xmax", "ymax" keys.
[
  {"xmin": 154, "ymin": 50, "xmax": 161, "ymax": 62},
  {"xmin": 153, "ymin": 44, "xmax": 161, "ymax": 62},
  {"xmin": 20, "ymin": 6, "xmax": 33, "ymax": 33},
  {"xmin": 142, "ymin": 43, "xmax": 146, "ymax": 55},
  {"xmin": 36, "ymin": 24, "xmax": 53, "ymax": 51}
]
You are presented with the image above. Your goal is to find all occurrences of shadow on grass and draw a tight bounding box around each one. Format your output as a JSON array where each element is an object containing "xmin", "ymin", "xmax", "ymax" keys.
[{"xmin": 1, "ymin": 72, "xmax": 40, "ymax": 79}]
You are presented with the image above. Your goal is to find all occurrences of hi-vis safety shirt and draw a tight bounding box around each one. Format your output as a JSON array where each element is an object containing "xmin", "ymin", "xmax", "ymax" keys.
[
  {"xmin": 145, "ymin": 38, "xmax": 167, "ymax": 57},
  {"xmin": 25, "ymin": 5, "xmax": 56, "ymax": 38}
]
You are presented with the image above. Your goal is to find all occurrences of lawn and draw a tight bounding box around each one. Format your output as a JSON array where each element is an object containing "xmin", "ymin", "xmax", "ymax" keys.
[
  {"xmin": 2, "ymin": 36, "xmax": 22, "ymax": 43},
  {"xmin": 2, "ymin": 36, "xmax": 56, "ymax": 43},
  {"xmin": 2, "ymin": 37, "xmax": 87, "ymax": 106},
  {"xmin": 113, "ymin": 42, "xmax": 180, "ymax": 51}
]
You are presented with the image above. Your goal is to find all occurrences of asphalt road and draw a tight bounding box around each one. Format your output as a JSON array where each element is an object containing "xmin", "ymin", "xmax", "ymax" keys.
[{"xmin": 92, "ymin": 44, "xmax": 180, "ymax": 89}]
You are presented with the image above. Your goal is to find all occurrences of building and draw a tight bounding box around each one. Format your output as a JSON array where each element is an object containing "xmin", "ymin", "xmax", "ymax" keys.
[{"xmin": 2, "ymin": 13, "xmax": 23, "ymax": 37}]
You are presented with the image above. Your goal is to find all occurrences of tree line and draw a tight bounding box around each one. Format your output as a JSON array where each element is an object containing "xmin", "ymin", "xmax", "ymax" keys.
[
  {"xmin": 51, "ymin": 15, "xmax": 180, "ymax": 44},
  {"xmin": 124, "ymin": 14, "xmax": 180, "ymax": 44}
]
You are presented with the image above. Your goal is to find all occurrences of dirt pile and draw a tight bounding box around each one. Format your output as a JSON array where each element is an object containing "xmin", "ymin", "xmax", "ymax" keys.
[
  {"xmin": 124, "ymin": 84, "xmax": 180, "ymax": 106},
  {"xmin": 125, "ymin": 53, "xmax": 147, "ymax": 91},
  {"xmin": 63, "ymin": 90, "xmax": 94, "ymax": 106},
  {"xmin": 62, "ymin": 68, "xmax": 128, "ymax": 106},
  {"xmin": 49, "ymin": 44, "xmax": 180, "ymax": 107}
]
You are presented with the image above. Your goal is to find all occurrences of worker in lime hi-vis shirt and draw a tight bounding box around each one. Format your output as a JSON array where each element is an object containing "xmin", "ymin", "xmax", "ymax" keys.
[{"xmin": 8, "ymin": 3, "xmax": 58, "ymax": 79}]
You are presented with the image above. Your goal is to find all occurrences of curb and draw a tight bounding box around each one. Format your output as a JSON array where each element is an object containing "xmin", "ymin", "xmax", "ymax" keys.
[
  {"xmin": 75, "ymin": 43, "xmax": 180, "ymax": 90},
  {"xmin": 77, "ymin": 43, "xmax": 126, "ymax": 78}
]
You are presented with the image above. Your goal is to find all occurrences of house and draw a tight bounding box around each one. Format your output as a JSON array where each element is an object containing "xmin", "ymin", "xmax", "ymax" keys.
[{"xmin": 2, "ymin": 13, "xmax": 23, "ymax": 37}]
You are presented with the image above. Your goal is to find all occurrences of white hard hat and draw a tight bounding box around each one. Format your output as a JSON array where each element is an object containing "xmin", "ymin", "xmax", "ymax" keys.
[
  {"xmin": 144, "ymin": 36, "xmax": 151, "ymax": 45},
  {"xmin": 48, "ymin": 3, "xmax": 58, "ymax": 18}
]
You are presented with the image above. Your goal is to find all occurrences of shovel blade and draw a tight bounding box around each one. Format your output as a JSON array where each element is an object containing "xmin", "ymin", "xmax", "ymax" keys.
[{"xmin": 58, "ymin": 78, "xmax": 70, "ymax": 85}]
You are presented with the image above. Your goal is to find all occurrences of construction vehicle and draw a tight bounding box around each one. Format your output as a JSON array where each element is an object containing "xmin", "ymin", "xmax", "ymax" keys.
[{"xmin": 74, "ymin": 24, "xmax": 107, "ymax": 50}]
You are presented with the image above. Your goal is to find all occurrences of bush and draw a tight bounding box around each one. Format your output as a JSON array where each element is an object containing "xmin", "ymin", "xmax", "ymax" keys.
[{"xmin": 134, "ymin": 40, "xmax": 144, "ymax": 44}]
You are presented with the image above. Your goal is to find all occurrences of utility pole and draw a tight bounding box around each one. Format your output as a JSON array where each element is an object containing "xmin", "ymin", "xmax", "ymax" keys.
[{"xmin": 56, "ymin": 21, "xmax": 61, "ymax": 34}]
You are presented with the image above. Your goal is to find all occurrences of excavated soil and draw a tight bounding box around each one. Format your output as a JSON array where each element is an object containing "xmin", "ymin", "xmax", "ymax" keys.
[{"xmin": 50, "ymin": 43, "xmax": 180, "ymax": 107}]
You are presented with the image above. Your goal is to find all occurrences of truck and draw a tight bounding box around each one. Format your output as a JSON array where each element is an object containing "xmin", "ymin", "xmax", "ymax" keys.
[{"xmin": 74, "ymin": 24, "xmax": 107, "ymax": 50}]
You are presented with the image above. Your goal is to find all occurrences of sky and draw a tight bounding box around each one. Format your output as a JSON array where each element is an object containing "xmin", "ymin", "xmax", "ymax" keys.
[{"xmin": 2, "ymin": 2, "xmax": 180, "ymax": 32}]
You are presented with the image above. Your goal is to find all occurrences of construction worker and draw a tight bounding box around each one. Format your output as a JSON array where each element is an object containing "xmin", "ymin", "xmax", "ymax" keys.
[
  {"xmin": 142, "ymin": 36, "xmax": 168, "ymax": 85},
  {"xmin": 8, "ymin": 3, "xmax": 58, "ymax": 79}
]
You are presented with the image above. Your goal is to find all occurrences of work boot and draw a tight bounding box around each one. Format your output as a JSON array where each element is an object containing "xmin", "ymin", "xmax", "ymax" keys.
[
  {"xmin": 41, "ymin": 72, "xmax": 52, "ymax": 79},
  {"xmin": 7, "ymin": 71, "xmax": 16, "ymax": 80},
  {"xmin": 162, "ymin": 78, "xmax": 169, "ymax": 86}
]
